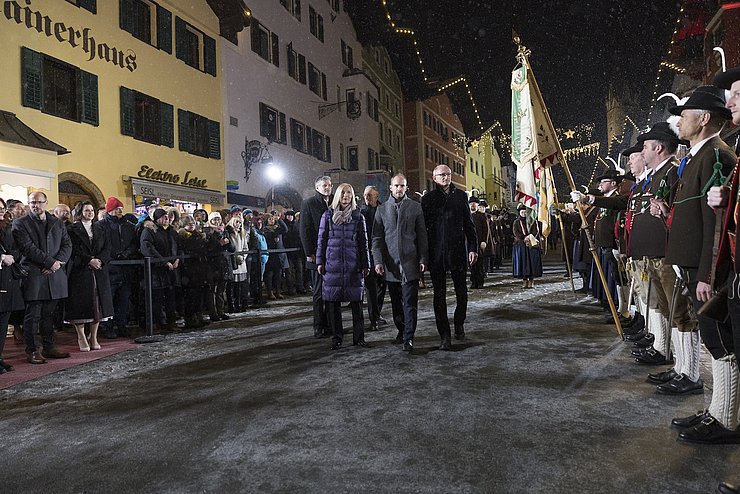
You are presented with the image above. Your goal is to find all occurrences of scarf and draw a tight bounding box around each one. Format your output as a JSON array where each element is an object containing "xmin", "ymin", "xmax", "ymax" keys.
[{"xmin": 332, "ymin": 206, "xmax": 353, "ymax": 225}]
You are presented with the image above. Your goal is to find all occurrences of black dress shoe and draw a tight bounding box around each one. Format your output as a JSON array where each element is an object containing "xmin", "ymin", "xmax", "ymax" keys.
[
  {"xmin": 353, "ymin": 340, "xmax": 370, "ymax": 348},
  {"xmin": 632, "ymin": 347, "xmax": 651, "ymax": 357},
  {"xmin": 393, "ymin": 333, "xmax": 403, "ymax": 344},
  {"xmin": 634, "ymin": 348, "xmax": 668, "ymax": 365},
  {"xmin": 439, "ymin": 340, "xmax": 452, "ymax": 351},
  {"xmin": 0, "ymin": 359, "xmax": 14, "ymax": 372},
  {"xmin": 622, "ymin": 322, "xmax": 645, "ymax": 336},
  {"xmin": 633, "ymin": 334, "xmax": 655, "ymax": 348},
  {"xmin": 718, "ymin": 482, "xmax": 739, "ymax": 494},
  {"xmin": 678, "ymin": 416, "xmax": 740, "ymax": 444},
  {"xmin": 331, "ymin": 341, "xmax": 342, "ymax": 350},
  {"xmin": 368, "ymin": 322, "xmax": 379, "ymax": 332},
  {"xmin": 314, "ymin": 328, "xmax": 323, "ymax": 339},
  {"xmin": 671, "ymin": 410, "xmax": 710, "ymax": 429},
  {"xmin": 454, "ymin": 327, "xmax": 465, "ymax": 340},
  {"xmin": 402, "ymin": 341, "xmax": 413, "ymax": 352},
  {"xmin": 647, "ymin": 368, "xmax": 678, "ymax": 384},
  {"xmin": 656, "ymin": 374, "xmax": 703, "ymax": 395},
  {"xmin": 377, "ymin": 317, "xmax": 388, "ymax": 326},
  {"xmin": 625, "ymin": 330, "xmax": 647, "ymax": 342}
]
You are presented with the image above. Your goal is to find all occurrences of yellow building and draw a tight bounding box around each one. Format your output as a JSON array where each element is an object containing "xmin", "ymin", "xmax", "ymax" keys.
[
  {"xmin": 465, "ymin": 141, "xmax": 486, "ymax": 200},
  {"xmin": 464, "ymin": 135, "xmax": 507, "ymax": 208},
  {"xmin": 0, "ymin": 0, "xmax": 225, "ymax": 213}
]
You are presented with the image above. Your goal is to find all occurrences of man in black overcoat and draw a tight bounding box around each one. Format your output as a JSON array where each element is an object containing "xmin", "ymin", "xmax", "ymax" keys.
[
  {"xmin": 421, "ymin": 165, "xmax": 478, "ymax": 350},
  {"xmin": 12, "ymin": 191, "xmax": 72, "ymax": 363}
]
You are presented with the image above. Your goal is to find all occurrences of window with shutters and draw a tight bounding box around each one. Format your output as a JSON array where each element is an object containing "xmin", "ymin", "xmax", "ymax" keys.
[
  {"xmin": 119, "ymin": 0, "xmax": 172, "ymax": 54},
  {"xmin": 21, "ymin": 47, "xmax": 98, "ymax": 126},
  {"xmin": 290, "ymin": 118, "xmax": 305, "ymax": 152},
  {"xmin": 259, "ymin": 102, "xmax": 287, "ymax": 144},
  {"xmin": 119, "ymin": 86, "xmax": 173, "ymax": 147},
  {"xmin": 340, "ymin": 39, "xmax": 353, "ymax": 69},
  {"xmin": 177, "ymin": 109, "xmax": 220, "ymax": 159},
  {"xmin": 365, "ymin": 94, "xmax": 378, "ymax": 121},
  {"xmin": 250, "ymin": 19, "xmax": 279, "ymax": 67},
  {"xmin": 175, "ymin": 17, "xmax": 217, "ymax": 75},
  {"xmin": 347, "ymin": 146, "xmax": 358, "ymax": 171},
  {"xmin": 309, "ymin": 6, "xmax": 324, "ymax": 42},
  {"xmin": 368, "ymin": 148, "xmax": 378, "ymax": 171},
  {"xmin": 308, "ymin": 63, "xmax": 327, "ymax": 100},
  {"xmin": 280, "ymin": 0, "xmax": 301, "ymax": 21},
  {"xmin": 66, "ymin": 0, "xmax": 97, "ymax": 14},
  {"xmin": 287, "ymin": 44, "xmax": 307, "ymax": 85}
]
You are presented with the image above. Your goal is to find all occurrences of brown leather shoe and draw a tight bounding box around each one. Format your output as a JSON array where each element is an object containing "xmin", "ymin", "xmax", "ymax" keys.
[
  {"xmin": 42, "ymin": 347, "xmax": 71, "ymax": 359},
  {"xmin": 26, "ymin": 351, "xmax": 47, "ymax": 364}
]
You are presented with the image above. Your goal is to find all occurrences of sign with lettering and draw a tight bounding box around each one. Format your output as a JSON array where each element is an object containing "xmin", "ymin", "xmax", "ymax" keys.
[
  {"xmin": 131, "ymin": 178, "xmax": 224, "ymax": 206},
  {"xmin": 3, "ymin": 0, "xmax": 137, "ymax": 72},
  {"xmin": 137, "ymin": 165, "xmax": 209, "ymax": 189}
]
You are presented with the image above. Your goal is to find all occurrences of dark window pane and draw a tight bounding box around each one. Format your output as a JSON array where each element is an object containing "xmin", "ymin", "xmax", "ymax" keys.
[
  {"xmin": 43, "ymin": 58, "xmax": 77, "ymax": 121},
  {"xmin": 134, "ymin": 92, "xmax": 161, "ymax": 145}
]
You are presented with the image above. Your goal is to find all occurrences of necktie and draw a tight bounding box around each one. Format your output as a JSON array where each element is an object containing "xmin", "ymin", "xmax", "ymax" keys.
[
  {"xmin": 641, "ymin": 173, "xmax": 653, "ymax": 192},
  {"xmin": 677, "ymin": 153, "xmax": 692, "ymax": 178}
]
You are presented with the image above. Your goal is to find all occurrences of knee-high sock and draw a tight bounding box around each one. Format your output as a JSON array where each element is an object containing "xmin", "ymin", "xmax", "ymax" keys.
[
  {"xmin": 681, "ymin": 331, "xmax": 702, "ymax": 382},
  {"xmin": 707, "ymin": 356, "xmax": 739, "ymax": 431},
  {"xmin": 648, "ymin": 311, "xmax": 669, "ymax": 356},
  {"xmin": 671, "ymin": 328, "xmax": 683, "ymax": 375}
]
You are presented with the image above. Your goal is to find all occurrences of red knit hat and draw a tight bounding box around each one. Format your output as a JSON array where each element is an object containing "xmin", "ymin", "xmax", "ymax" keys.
[{"xmin": 105, "ymin": 196, "xmax": 124, "ymax": 213}]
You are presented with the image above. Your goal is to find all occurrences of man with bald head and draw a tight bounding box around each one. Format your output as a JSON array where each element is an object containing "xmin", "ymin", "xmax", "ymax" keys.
[
  {"xmin": 421, "ymin": 165, "xmax": 478, "ymax": 350},
  {"xmin": 12, "ymin": 191, "xmax": 72, "ymax": 363},
  {"xmin": 53, "ymin": 204, "xmax": 72, "ymax": 226},
  {"xmin": 361, "ymin": 185, "xmax": 387, "ymax": 330}
]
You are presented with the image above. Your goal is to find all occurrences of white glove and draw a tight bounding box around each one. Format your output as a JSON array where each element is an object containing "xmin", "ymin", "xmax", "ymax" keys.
[{"xmin": 570, "ymin": 191, "xmax": 584, "ymax": 202}]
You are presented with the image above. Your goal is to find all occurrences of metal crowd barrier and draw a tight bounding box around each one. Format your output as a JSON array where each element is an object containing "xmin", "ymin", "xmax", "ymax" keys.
[{"xmin": 109, "ymin": 248, "xmax": 302, "ymax": 343}]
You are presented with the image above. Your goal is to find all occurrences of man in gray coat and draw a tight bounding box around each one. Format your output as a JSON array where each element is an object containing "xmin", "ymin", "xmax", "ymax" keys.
[
  {"xmin": 372, "ymin": 174, "xmax": 428, "ymax": 353},
  {"xmin": 12, "ymin": 191, "xmax": 72, "ymax": 363}
]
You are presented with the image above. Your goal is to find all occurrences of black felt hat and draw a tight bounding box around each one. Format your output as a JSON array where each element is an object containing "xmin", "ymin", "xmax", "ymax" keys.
[
  {"xmin": 713, "ymin": 66, "xmax": 740, "ymax": 90},
  {"xmin": 620, "ymin": 139, "xmax": 644, "ymax": 157},
  {"xmin": 469, "ymin": 196, "xmax": 480, "ymax": 204},
  {"xmin": 595, "ymin": 169, "xmax": 624, "ymax": 183},
  {"xmin": 638, "ymin": 122, "xmax": 680, "ymax": 145},
  {"xmin": 668, "ymin": 85, "xmax": 732, "ymax": 120}
]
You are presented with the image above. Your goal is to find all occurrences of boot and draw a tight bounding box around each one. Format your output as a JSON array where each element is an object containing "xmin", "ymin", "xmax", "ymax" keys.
[
  {"xmin": 89, "ymin": 322, "xmax": 101, "ymax": 350},
  {"xmin": 522, "ymin": 279, "xmax": 527, "ymax": 289},
  {"xmin": 527, "ymin": 279, "xmax": 534, "ymax": 288},
  {"xmin": 75, "ymin": 324, "xmax": 90, "ymax": 352}
]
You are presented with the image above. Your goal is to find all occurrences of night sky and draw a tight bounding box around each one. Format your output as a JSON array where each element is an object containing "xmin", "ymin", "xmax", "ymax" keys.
[{"xmin": 377, "ymin": 0, "xmax": 682, "ymax": 179}]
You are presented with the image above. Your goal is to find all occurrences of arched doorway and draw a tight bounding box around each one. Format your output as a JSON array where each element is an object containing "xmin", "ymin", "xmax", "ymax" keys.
[
  {"xmin": 58, "ymin": 172, "xmax": 105, "ymax": 211},
  {"xmin": 264, "ymin": 184, "xmax": 303, "ymax": 213}
]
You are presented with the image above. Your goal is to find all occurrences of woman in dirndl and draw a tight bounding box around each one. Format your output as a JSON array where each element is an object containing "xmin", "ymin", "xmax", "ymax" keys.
[{"xmin": 512, "ymin": 204, "xmax": 543, "ymax": 289}]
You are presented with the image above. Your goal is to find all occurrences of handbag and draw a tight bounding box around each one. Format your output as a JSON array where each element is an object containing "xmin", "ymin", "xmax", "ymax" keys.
[{"xmin": 10, "ymin": 263, "xmax": 29, "ymax": 280}]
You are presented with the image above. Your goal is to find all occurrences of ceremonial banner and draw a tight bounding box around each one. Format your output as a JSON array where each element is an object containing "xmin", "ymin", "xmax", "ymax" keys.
[
  {"xmin": 537, "ymin": 167, "xmax": 555, "ymax": 237},
  {"xmin": 529, "ymin": 79, "xmax": 561, "ymax": 169},
  {"xmin": 511, "ymin": 65, "xmax": 537, "ymax": 208}
]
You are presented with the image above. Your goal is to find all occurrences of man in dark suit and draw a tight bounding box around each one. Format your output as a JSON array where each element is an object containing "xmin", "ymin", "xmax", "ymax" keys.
[
  {"xmin": 468, "ymin": 196, "xmax": 489, "ymax": 289},
  {"xmin": 421, "ymin": 164, "xmax": 478, "ymax": 350},
  {"xmin": 300, "ymin": 176, "xmax": 332, "ymax": 338},
  {"xmin": 361, "ymin": 185, "xmax": 386, "ymax": 331},
  {"xmin": 652, "ymin": 85, "xmax": 738, "ymax": 444},
  {"xmin": 12, "ymin": 191, "xmax": 72, "ymax": 364}
]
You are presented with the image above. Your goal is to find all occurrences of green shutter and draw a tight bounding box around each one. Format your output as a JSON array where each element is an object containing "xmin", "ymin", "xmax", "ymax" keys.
[
  {"xmin": 321, "ymin": 73, "xmax": 327, "ymax": 101},
  {"xmin": 80, "ymin": 70, "xmax": 99, "ymax": 126},
  {"xmin": 271, "ymin": 32, "xmax": 279, "ymax": 67},
  {"xmin": 79, "ymin": 0, "xmax": 97, "ymax": 14},
  {"xmin": 178, "ymin": 109, "xmax": 191, "ymax": 152},
  {"xmin": 21, "ymin": 47, "xmax": 43, "ymax": 110},
  {"xmin": 119, "ymin": 0, "xmax": 134, "ymax": 33},
  {"xmin": 325, "ymin": 136, "xmax": 331, "ymax": 163},
  {"xmin": 298, "ymin": 54, "xmax": 306, "ymax": 84},
  {"xmin": 175, "ymin": 17, "xmax": 187, "ymax": 63},
  {"xmin": 279, "ymin": 113, "xmax": 286, "ymax": 144},
  {"xmin": 305, "ymin": 126, "xmax": 313, "ymax": 155},
  {"xmin": 156, "ymin": 5, "xmax": 172, "ymax": 54},
  {"xmin": 160, "ymin": 102, "xmax": 174, "ymax": 147},
  {"xmin": 204, "ymin": 35, "xmax": 216, "ymax": 76},
  {"xmin": 120, "ymin": 86, "xmax": 135, "ymax": 136},
  {"xmin": 207, "ymin": 119, "xmax": 220, "ymax": 159}
]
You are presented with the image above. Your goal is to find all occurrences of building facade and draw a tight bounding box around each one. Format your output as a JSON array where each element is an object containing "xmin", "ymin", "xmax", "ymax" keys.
[
  {"xmin": 1, "ymin": 0, "xmax": 226, "ymax": 213},
  {"xmin": 361, "ymin": 44, "xmax": 404, "ymax": 201},
  {"xmin": 403, "ymin": 93, "xmax": 465, "ymax": 197},
  {"xmin": 222, "ymin": 0, "xmax": 380, "ymax": 211}
]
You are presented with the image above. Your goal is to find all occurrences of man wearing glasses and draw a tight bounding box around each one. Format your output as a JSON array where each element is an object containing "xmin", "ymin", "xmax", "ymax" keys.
[
  {"xmin": 421, "ymin": 165, "xmax": 478, "ymax": 350},
  {"xmin": 12, "ymin": 191, "xmax": 72, "ymax": 364}
]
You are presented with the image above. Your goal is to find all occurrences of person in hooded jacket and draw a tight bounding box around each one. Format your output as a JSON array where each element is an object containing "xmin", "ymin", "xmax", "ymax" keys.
[
  {"xmin": 139, "ymin": 208, "xmax": 181, "ymax": 331},
  {"xmin": 316, "ymin": 183, "xmax": 371, "ymax": 350}
]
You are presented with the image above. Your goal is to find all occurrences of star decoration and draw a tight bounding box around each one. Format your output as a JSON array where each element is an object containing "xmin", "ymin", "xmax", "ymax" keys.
[{"xmin": 564, "ymin": 130, "xmax": 575, "ymax": 139}]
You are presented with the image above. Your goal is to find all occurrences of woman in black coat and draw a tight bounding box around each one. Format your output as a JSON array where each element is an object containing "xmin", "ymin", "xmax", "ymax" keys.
[
  {"xmin": 0, "ymin": 198, "xmax": 24, "ymax": 372},
  {"xmin": 140, "ymin": 208, "xmax": 181, "ymax": 330},
  {"xmin": 65, "ymin": 201, "xmax": 114, "ymax": 350},
  {"xmin": 512, "ymin": 204, "xmax": 543, "ymax": 288},
  {"xmin": 205, "ymin": 212, "xmax": 234, "ymax": 321}
]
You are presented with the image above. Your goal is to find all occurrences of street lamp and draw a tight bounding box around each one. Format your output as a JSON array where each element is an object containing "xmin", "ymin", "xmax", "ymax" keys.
[{"xmin": 266, "ymin": 164, "xmax": 283, "ymax": 209}]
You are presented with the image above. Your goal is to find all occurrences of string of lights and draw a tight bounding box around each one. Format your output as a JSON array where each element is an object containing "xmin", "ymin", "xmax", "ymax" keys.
[{"xmin": 646, "ymin": 2, "xmax": 686, "ymax": 123}]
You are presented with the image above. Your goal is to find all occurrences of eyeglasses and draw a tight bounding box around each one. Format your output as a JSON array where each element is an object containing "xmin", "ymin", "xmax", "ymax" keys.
[
  {"xmin": 29, "ymin": 201, "xmax": 47, "ymax": 205},
  {"xmin": 434, "ymin": 173, "xmax": 452, "ymax": 177}
]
